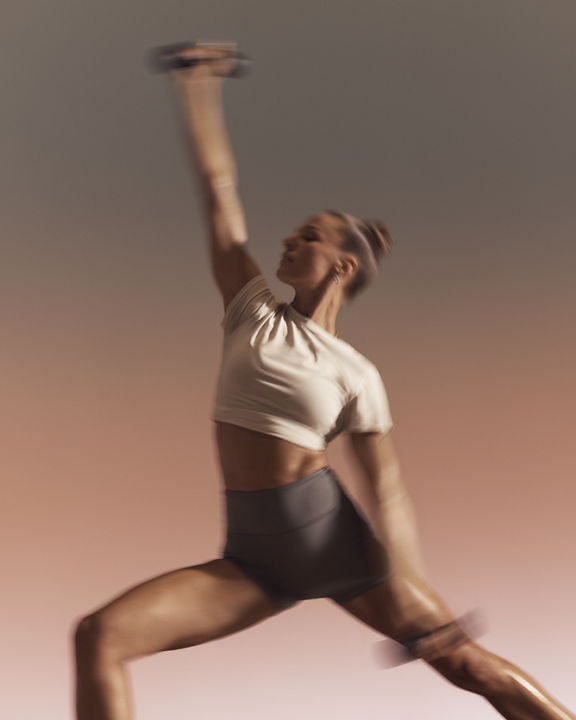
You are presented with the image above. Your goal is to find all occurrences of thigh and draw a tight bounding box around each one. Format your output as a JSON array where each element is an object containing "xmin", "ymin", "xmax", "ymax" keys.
[
  {"xmin": 86, "ymin": 558, "xmax": 282, "ymax": 661},
  {"xmin": 335, "ymin": 572, "xmax": 456, "ymax": 642}
]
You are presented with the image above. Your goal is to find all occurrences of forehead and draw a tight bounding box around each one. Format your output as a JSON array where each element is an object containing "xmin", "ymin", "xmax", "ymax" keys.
[{"xmin": 300, "ymin": 212, "xmax": 346, "ymax": 242}]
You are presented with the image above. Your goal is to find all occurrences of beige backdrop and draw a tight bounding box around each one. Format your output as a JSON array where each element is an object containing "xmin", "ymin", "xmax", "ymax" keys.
[{"xmin": 2, "ymin": 1, "xmax": 575, "ymax": 718}]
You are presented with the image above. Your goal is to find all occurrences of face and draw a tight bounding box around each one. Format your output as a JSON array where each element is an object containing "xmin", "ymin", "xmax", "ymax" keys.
[{"xmin": 276, "ymin": 212, "xmax": 356, "ymax": 291}]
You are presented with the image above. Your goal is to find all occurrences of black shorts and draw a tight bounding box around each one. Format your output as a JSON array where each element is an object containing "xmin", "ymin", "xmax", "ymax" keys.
[{"xmin": 222, "ymin": 466, "xmax": 388, "ymax": 611}]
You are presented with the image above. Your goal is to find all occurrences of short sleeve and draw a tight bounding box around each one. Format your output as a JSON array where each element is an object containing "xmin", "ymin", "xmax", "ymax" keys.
[
  {"xmin": 221, "ymin": 275, "xmax": 276, "ymax": 333},
  {"xmin": 346, "ymin": 364, "xmax": 393, "ymax": 435}
]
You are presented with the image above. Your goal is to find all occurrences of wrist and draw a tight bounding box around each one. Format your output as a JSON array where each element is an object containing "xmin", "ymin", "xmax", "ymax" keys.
[{"xmin": 172, "ymin": 72, "xmax": 223, "ymax": 94}]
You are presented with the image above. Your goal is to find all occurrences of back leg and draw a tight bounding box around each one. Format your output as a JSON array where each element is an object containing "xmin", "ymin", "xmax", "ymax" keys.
[
  {"xmin": 74, "ymin": 558, "xmax": 285, "ymax": 720},
  {"xmin": 336, "ymin": 576, "xmax": 576, "ymax": 719}
]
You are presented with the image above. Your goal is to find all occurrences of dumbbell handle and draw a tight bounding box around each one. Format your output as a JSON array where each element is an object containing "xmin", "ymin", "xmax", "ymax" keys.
[{"xmin": 149, "ymin": 41, "xmax": 252, "ymax": 78}]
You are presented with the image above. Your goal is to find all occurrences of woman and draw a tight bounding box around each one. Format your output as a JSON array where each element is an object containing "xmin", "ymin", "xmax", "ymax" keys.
[{"xmin": 74, "ymin": 45, "xmax": 575, "ymax": 720}]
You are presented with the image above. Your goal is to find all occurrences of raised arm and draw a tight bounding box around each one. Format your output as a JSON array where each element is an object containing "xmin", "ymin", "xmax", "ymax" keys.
[{"xmin": 168, "ymin": 47, "xmax": 260, "ymax": 307}]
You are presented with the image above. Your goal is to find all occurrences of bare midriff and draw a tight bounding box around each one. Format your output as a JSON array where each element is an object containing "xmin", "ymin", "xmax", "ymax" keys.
[{"xmin": 215, "ymin": 421, "xmax": 329, "ymax": 490}]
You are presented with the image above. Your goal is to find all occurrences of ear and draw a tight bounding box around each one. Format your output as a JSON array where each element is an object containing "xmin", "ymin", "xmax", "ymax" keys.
[{"xmin": 340, "ymin": 254, "xmax": 359, "ymax": 279}]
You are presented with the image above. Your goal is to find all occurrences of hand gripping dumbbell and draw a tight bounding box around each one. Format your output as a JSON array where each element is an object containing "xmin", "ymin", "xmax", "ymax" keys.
[{"xmin": 149, "ymin": 40, "xmax": 253, "ymax": 78}]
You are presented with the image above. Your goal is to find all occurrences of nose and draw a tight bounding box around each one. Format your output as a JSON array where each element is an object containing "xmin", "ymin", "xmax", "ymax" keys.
[{"xmin": 283, "ymin": 234, "xmax": 298, "ymax": 250}]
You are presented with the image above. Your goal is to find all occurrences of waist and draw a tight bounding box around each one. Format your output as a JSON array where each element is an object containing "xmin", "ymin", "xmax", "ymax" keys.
[
  {"xmin": 224, "ymin": 466, "xmax": 339, "ymax": 534},
  {"xmin": 215, "ymin": 421, "xmax": 329, "ymax": 491}
]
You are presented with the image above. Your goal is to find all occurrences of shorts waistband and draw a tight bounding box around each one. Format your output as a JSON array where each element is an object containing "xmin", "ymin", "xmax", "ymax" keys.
[
  {"xmin": 224, "ymin": 465, "xmax": 331, "ymax": 498},
  {"xmin": 224, "ymin": 466, "xmax": 342, "ymax": 535}
]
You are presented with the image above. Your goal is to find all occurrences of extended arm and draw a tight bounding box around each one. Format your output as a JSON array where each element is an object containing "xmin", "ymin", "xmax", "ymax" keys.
[
  {"xmin": 168, "ymin": 51, "xmax": 260, "ymax": 305},
  {"xmin": 346, "ymin": 430, "xmax": 470, "ymax": 649},
  {"xmin": 347, "ymin": 431, "xmax": 428, "ymax": 578}
]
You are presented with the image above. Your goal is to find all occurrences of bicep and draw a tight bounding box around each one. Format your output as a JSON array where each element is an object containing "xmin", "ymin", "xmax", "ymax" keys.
[
  {"xmin": 213, "ymin": 244, "xmax": 261, "ymax": 309},
  {"xmin": 204, "ymin": 179, "xmax": 261, "ymax": 308}
]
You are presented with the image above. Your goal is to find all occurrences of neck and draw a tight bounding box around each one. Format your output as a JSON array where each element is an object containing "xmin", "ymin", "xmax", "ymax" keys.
[{"xmin": 290, "ymin": 280, "xmax": 342, "ymax": 336}]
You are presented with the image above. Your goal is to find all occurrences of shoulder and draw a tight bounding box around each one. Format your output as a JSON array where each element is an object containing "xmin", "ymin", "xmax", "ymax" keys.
[
  {"xmin": 220, "ymin": 272, "xmax": 279, "ymax": 333},
  {"xmin": 342, "ymin": 351, "xmax": 393, "ymax": 435},
  {"xmin": 336, "ymin": 342, "xmax": 382, "ymax": 393}
]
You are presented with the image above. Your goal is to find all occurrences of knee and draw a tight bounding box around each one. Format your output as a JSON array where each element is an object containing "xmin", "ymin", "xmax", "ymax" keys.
[
  {"xmin": 74, "ymin": 611, "xmax": 125, "ymax": 664},
  {"xmin": 430, "ymin": 643, "xmax": 512, "ymax": 696}
]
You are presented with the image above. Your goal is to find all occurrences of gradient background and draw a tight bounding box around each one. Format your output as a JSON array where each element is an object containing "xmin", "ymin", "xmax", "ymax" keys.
[{"xmin": 2, "ymin": 1, "xmax": 575, "ymax": 718}]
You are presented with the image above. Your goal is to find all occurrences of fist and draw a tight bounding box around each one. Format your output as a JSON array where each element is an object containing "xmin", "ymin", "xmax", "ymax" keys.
[
  {"xmin": 151, "ymin": 41, "xmax": 249, "ymax": 80},
  {"xmin": 176, "ymin": 45, "xmax": 238, "ymax": 78}
]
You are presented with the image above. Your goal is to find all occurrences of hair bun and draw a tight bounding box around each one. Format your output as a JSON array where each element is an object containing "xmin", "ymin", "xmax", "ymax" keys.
[{"xmin": 362, "ymin": 219, "xmax": 393, "ymax": 262}]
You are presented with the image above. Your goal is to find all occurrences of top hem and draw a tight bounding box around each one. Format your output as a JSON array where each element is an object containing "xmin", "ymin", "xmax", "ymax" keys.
[{"xmin": 212, "ymin": 412, "xmax": 327, "ymax": 452}]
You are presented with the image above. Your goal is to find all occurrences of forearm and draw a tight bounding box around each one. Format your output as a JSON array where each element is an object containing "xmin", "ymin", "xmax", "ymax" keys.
[
  {"xmin": 375, "ymin": 491, "xmax": 427, "ymax": 577},
  {"xmin": 171, "ymin": 74, "xmax": 239, "ymax": 182},
  {"xmin": 369, "ymin": 477, "xmax": 455, "ymax": 629},
  {"xmin": 170, "ymin": 73, "xmax": 248, "ymax": 244}
]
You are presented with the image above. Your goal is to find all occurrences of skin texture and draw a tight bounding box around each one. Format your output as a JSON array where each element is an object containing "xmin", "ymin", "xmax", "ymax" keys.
[{"xmin": 73, "ymin": 46, "xmax": 575, "ymax": 720}]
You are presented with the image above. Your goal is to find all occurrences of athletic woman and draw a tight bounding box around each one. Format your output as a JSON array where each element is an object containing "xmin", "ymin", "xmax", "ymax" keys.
[{"xmin": 73, "ymin": 45, "xmax": 575, "ymax": 720}]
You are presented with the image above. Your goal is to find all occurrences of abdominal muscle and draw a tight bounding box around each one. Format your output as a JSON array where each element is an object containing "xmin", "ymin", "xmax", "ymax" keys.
[{"xmin": 215, "ymin": 421, "xmax": 329, "ymax": 490}]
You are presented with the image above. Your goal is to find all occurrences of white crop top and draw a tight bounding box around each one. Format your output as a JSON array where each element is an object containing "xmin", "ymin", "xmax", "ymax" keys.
[{"xmin": 212, "ymin": 275, "xmax": 393, "ymax": 451}]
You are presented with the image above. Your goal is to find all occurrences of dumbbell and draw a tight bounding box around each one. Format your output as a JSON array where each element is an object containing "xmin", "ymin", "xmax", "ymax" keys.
[
  {"xmin": 374, "ymin": 610, "xmax": 487, "ymax": 668},
  {"xmin": 149, "ymin": 40, "xmax": 253, "ymax": 78}
]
